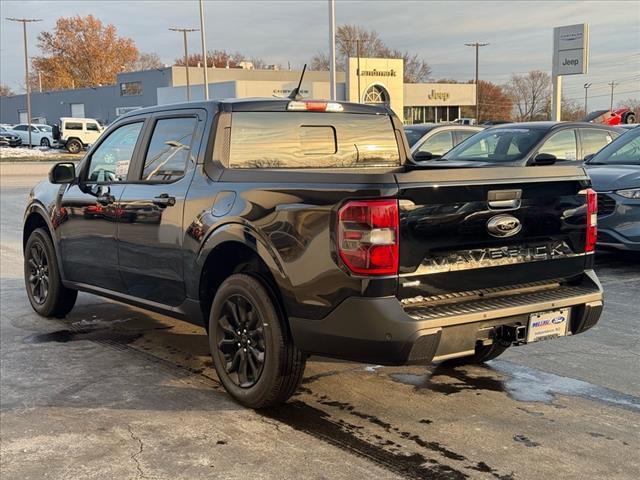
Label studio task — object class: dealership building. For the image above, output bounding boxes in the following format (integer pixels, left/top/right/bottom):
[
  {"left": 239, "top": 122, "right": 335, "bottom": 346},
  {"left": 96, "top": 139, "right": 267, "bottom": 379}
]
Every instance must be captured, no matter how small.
[{"left": 0, "top": 57, "right": 475, "bottom": 125}]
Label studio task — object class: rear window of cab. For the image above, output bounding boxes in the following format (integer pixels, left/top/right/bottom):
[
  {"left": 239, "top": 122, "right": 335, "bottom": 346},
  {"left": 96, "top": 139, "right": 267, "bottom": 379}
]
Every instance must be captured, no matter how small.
[{"left": 229, "top": 112, "right": 400, "bottom": 168}]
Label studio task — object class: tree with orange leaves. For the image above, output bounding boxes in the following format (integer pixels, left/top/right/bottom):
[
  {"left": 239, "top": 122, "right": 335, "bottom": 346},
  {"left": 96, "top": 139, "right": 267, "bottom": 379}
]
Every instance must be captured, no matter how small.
[{"left": 32, "top": 15, "right": 139, "bottom": 91}]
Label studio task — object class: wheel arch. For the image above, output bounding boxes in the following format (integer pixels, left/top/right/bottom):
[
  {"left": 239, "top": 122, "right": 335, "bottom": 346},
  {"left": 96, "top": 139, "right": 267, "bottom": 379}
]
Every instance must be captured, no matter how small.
[
  {"left": 23, "top": 204, "right": 66, "bottom": 278},
  {"left": 196, "top": 224, "right": 292, "bottom": 333}
]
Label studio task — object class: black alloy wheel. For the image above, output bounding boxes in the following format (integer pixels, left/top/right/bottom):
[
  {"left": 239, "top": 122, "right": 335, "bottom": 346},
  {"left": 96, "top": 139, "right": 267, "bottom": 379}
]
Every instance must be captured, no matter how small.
[
  {"left": 208, "top": 273, "right": 306, "bottom": 408},
  {"left": 216, "top": 294, "right": 266, "bottom": 388},
  {"left": 40, "top": 137, "right": 50, "bottom": 147},
  {"left": 24, "top": 228, "right": 77, "bottom": 317},
  {"left": 27, "top": 242, "right": 49, "bottom": 304}
]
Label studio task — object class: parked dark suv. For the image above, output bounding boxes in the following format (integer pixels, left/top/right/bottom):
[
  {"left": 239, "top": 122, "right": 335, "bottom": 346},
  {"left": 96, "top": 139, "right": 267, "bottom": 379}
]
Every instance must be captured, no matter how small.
[{"left": 24, "top": 99, "right": 603, "bottom": 408}]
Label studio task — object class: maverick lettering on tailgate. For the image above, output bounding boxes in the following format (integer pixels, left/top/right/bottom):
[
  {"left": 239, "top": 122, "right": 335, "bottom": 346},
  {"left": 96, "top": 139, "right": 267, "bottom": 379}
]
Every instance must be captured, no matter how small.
[{"left": 415, "top": 241, "right": 579, "bottom": 274}]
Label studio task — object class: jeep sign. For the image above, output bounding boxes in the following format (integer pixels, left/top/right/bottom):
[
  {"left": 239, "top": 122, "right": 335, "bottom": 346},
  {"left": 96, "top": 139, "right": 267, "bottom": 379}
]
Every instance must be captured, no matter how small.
[{"left": 553, "top": 24, "right": 589, "bottom": 76}]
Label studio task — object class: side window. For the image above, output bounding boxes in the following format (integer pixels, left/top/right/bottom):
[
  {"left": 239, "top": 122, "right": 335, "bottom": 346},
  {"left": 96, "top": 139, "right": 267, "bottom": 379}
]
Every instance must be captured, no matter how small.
[
  {"left": 141, "top": 117, "right": 197, "bottom": 182},
  {"left": 14, "top": 125, "right": 27, "bottom": 131},
  {"left": 65, "top": 122, "right": 83, "bottom": 131},
  {"left": 581, "top": 129, "right": 615, "bottom": 159},
  {"left": 538, "top": 129, "right": 578, "bottom": 161},
  {"left": 86, "top": 122, "right": 144, "bottom": 183},
  {"left": 418, "top": 130, "right": 454, "bottom": 155},
  {"left": 455, "top": 130, "right": 477, "bottom": 144},
  {"left": 86, "top": 123, "right": 100, "bottom": 132}
]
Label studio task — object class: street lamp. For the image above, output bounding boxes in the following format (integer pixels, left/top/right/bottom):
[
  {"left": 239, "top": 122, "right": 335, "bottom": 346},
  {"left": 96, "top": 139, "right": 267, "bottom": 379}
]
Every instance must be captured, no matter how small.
[
  {"left": 169, "top": 27, "right": 199, "bottom": 101},
  {"left": 198, "top": 0, "right": 209, "bottom": 100},
  {"left": 6, "top": 17, "right": 42, "bottom": 149},
  {"left": 465, "top": 42, "right": 489, "bottom": 123},
  {"left": 608, "top": 81, "right": 618, "bottom": 111},
  {"left": 583, "top": 83, "right": 592, "bottom": 116}
]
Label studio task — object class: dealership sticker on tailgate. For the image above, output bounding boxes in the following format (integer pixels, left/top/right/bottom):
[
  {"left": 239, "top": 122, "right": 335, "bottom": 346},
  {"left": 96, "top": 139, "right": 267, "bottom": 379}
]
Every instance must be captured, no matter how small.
[{"left": 527, "top": 308, "right": 570, "bottom": 343}]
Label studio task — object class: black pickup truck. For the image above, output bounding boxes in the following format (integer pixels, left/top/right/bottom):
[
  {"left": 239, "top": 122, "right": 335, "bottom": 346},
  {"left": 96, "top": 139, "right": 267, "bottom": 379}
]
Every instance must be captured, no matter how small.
[{"left": 23, "top": 98, "right": 603, "bottom": 408}]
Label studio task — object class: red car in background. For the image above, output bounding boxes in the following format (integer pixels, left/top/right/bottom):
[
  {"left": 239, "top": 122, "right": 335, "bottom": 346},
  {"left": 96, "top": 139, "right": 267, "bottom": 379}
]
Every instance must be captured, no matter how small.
[{"left": 584, "top": 108, "right": 636, "bottom": 125}]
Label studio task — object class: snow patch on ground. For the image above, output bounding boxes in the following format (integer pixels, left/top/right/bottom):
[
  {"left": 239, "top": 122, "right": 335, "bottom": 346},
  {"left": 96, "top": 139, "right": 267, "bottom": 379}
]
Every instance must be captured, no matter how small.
[{"left": 0, "top": 147, "right": 58, "bottom": 159}]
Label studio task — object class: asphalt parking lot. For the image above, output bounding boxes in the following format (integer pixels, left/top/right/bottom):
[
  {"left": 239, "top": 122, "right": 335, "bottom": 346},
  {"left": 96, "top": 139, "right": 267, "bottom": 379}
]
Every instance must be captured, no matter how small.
[{"left": 1, "top": 168, "right": 639, "bottom": 480}]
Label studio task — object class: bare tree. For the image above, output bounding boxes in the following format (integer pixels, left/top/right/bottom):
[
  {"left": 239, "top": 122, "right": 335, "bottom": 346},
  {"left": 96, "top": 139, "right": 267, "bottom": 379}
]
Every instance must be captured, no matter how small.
[
  {"left": 505, "top": 70, "right": 551, "bottom": 121},
  {"left": 0, "top": 84, "right": 14, "bottom": 96},
  {"left": 310, "top": 24, "right": 431, "bottom": 82},
  {"left": 127, "top": 52, "right": 164, "bottom": 71},
  {"left": 617, "top": 97, "right": 640, "bottom": 113},
  {"left": 175, "top": 49, "right": 265, "bottom": 69}
]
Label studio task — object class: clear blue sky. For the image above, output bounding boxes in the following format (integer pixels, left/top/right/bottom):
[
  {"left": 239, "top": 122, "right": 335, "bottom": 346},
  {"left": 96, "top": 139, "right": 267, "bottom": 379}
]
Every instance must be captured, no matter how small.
[{"left": 1, "top": 0, "right": 638, "bottom": 109}]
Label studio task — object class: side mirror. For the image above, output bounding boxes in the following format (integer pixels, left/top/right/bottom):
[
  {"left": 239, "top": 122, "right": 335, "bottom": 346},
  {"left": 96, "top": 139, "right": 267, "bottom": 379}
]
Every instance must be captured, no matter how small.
[
  {"left": 531, "top": 153, "right": 557, "bottom": 166},
  {"left": 413, "top": 151, "right": 441, "bottom": 162},
  {"left": 49, "top": 162, "right": 76, "bottom": 184},
  {"left": 583, "top": 153, "right": 595, "bottom": 163}
]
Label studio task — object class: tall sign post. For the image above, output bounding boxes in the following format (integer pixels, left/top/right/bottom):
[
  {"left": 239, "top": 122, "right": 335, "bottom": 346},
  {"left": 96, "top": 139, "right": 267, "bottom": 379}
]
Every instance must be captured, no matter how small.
[{"left": 552, "top": 23, "right": 589, "bottom": 121}]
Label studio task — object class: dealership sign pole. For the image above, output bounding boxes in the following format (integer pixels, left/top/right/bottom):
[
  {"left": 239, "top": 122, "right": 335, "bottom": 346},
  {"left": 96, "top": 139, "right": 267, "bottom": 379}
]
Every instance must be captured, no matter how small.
[
  {"left": 552, "top": 23, "right": 589, "bottom": 121},
  {"left": 328, "top": 0, "right": 336, "bottom": 101}
]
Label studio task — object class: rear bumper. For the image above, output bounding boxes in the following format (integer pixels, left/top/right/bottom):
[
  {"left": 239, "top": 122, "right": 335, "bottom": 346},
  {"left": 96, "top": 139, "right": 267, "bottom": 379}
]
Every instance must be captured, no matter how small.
[{"left": 289, "top": 270, "right": 604, "bottom": 365}]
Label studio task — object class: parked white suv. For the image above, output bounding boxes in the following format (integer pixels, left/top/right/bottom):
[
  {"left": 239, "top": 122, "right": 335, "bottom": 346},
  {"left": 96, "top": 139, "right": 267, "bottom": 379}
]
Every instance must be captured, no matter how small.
[
  {"left": 53, "top": 117, "right": 104, "bottom": 153},
  {"left": 9, "top": 124, "right": 55, "bottom": 147}
]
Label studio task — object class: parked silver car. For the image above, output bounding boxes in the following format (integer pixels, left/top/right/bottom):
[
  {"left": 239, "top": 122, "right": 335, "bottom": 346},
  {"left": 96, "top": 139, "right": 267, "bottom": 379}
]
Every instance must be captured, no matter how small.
[{"left": 404, "top": 124, "right": 484, "bottom": 161}]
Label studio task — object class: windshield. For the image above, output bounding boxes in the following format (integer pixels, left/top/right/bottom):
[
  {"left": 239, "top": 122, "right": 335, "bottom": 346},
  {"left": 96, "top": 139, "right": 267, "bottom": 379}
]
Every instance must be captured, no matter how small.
[
  {"left": 587, "top": 129, "right": 640, "bottom": 166},
  {"left": 404, "top": 127, "right": 432, "bottom": 147},
  {"left": 442, "top": 127, "right": 546, "bottom": 162}
]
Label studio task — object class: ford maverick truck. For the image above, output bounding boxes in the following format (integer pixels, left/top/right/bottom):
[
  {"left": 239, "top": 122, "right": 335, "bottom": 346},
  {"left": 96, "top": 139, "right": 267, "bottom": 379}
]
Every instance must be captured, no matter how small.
[{"left": 23, "top": 99, "right": 603, "bottom": 408}]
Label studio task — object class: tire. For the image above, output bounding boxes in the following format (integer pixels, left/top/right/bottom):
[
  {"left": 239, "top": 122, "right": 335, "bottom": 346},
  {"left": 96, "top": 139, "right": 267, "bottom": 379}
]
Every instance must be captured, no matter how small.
[
  {"left": 24, "top": 228, "right": 77, "bottom": 318},
  {"left": 40, "top": 137, "right": 50, "bottom": 148},
  {"left": 440, "top": 341, "right": 508, "bottom": 366},
  {"left": 622, "top": 112, "right": 636, "bottom": 124},
  {"left": 66, "top": 139, "right": 82, "bottom": 154},
  {"left": 208, "top": 273, "right": 306, "bottom": 408}
]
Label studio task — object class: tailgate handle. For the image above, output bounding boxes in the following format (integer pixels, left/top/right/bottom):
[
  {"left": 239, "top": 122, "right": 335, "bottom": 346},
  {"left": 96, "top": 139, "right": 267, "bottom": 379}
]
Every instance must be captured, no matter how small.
[{"left": 488, "top": 189, "right": 521, "bottom": 210}]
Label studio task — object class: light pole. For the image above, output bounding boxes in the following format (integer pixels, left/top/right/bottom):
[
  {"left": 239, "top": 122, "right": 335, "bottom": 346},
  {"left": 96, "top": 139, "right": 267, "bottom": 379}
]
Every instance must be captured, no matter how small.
[
  {"left": 328, "top": 0, "right": 336, "bottom": 101},
  {"left": 608, "top": 81, "right": 618, "bottom": 111},
  {"left": 198, "top": 0, "right": 209, "bottom": 100},
  {"left": 465, "top": 42, "right": 489, "bottom": 123},
  {"left": 583, "top": 83, "right": 592, "bottom": 116},
  {"left": 7, "top": 17, "right": 42, "bottom": 148},
  {"left": 169, "top": 27, "right": 199, "bottom": 101}
]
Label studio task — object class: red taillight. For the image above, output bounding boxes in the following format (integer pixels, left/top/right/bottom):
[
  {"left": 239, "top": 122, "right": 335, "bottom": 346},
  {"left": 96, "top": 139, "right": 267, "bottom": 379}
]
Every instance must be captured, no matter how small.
[
  {"left": 336, "top": 199, "right": 399, "bottom": 276},
  {"left": 581, "top": 188, "right": 598, "bottom": 253}
]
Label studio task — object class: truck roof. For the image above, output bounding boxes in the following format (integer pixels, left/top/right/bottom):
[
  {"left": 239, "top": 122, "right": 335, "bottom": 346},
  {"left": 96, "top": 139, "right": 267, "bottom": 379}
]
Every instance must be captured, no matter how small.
[{"left": 119, "top": 98, "right": 391, "bottom": 119}]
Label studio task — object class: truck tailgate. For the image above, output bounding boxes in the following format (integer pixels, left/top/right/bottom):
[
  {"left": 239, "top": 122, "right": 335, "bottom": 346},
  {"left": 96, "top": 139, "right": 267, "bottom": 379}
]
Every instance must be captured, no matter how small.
[{"left": 395, "top": 165, "right": 592, "bottom": 301}]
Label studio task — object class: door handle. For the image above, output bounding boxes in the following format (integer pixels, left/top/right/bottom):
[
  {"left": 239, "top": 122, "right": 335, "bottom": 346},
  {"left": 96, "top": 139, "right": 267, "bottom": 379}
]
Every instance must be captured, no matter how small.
[{"left": 152, "top": 194, "right": 176, "bottom": 208}]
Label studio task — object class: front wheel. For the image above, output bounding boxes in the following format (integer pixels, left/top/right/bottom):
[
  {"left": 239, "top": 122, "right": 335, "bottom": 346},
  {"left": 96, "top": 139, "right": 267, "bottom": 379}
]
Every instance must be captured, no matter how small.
[
  {"left": 208, "top": 273, "right": 306, "bottom": 408},
  {"left": 40, "top": 137, "right": 50, "bottom": 148},
  {"left": 24, "top": 228, "right": 77, "bottom": 317}
]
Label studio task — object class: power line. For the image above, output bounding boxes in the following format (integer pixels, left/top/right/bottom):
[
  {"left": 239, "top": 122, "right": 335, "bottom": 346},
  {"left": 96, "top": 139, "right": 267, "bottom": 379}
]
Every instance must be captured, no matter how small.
[
  {"left": 6, "top": 17, "right": 42, "bottom": 149},
  {"left": 169, "top": 27, "right": 199, "bottom": 101},
  {"left": 465, "top": 42, "right": 489, "bottom": 122}
]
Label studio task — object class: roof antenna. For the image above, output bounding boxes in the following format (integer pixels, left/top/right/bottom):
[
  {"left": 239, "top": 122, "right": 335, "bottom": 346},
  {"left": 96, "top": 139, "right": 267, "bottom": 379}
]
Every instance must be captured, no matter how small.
[{"left": 288, "top": 64, "right": 307, "bottom": 100}]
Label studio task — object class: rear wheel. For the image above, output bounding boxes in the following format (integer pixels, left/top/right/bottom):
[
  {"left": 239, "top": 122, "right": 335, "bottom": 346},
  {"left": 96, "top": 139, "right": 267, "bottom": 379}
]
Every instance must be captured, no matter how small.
[
  {"left": 40, "top": 137, "right": 50, "bottom": 148},
  {"left": 66, "top": 139, "right": 82, "bottom": 154},
  {"left": 24, "top": 228, "right": 77, "bottom": 317},
  {"left": 441, "top": 341, "right": 508, "bottom": 366},
  {"left": 622, "top": 112, "right": 636, "bottom": 124},
  {"left": 208, "top": 273, "right": 306, "bottom": 408}
]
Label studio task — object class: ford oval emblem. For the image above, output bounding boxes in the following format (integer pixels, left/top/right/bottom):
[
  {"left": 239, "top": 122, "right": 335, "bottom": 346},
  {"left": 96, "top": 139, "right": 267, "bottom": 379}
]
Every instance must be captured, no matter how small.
[{"left": 487, "top": 214, "right": 522, "bottom": 238}]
